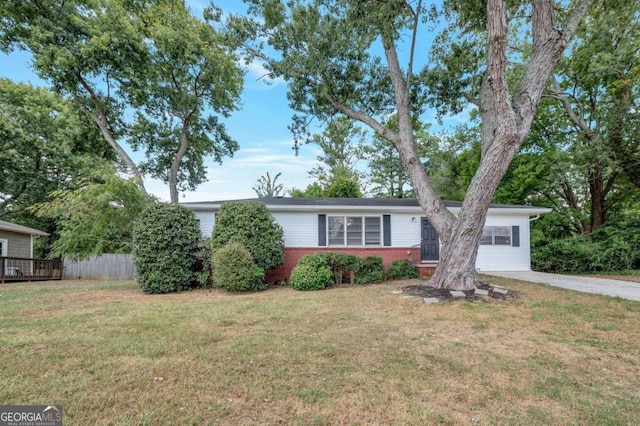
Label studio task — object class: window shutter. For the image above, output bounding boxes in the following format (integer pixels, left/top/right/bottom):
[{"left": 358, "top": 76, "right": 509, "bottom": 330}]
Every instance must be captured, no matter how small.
[
  {"left": 318, "top": 214, "right": 327, "bottom": 246},
  {"left": 383, "top": 215, "right": 391, "bottom": 246},
  {"left": 512, "top": 225, "right": 520, "bottom": 247}
]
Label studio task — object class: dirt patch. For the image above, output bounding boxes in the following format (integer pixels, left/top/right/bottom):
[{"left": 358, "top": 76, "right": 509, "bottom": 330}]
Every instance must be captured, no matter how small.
[{"left": 401, "top": 281, "right": 517, "bottom": 302}]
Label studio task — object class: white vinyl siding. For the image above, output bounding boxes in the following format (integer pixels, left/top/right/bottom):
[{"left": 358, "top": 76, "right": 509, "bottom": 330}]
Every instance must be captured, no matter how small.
[
  {"left": 273, "top": 212, "right": 318, "bottom": 247},
  {"left": 193, "top": 211, "right": 215, "bottom": 239},
  {"left": 390, "top": 213, "right": 422, "bottom": 247},
  {"left": 189, "top": 206, "right": 535, "bottom": 272},
  {"left": 475, "top": 216, "right": 531, "bottom": 271}
]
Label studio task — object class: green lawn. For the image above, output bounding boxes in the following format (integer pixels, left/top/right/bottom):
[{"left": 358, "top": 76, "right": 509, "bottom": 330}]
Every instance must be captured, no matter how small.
[{"left": 1, "top": 278, "right": 639, "bottom": 425}]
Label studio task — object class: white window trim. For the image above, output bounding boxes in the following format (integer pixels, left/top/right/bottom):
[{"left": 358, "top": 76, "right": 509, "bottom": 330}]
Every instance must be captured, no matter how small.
[
  {"left": 0, "top": 238, "right": 8, "bottom": 257},
  {"left": 327, "top": 215, "right": 382, "bottom": 247}
]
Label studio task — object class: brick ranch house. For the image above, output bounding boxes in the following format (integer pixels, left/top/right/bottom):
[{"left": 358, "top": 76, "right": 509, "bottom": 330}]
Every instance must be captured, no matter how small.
[{"left": 183, "top": 197, "right": 550, "bottom": 282}]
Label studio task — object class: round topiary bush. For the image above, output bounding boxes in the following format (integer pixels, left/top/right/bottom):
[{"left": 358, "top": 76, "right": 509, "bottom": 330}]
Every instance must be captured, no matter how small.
[
  {"left": 133, "top": 203, "right": 201, "bottom": 294},
  {"left": 289, "top": 263, "right": 334, "bottom": 291},
  {"left": 211, "top": 201, "right": 284, "bottom": 272},
  {"left": 385, "top": 259, "right": 419, "bottom": 280},
  {"left": 212, "top": 241, "right": 265, "bottom": 292}
]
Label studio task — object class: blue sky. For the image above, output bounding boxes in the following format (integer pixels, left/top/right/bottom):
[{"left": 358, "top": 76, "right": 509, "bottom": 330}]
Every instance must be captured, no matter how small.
[{"left": 1, "top": 0, "right": 465, "bottom": 203}]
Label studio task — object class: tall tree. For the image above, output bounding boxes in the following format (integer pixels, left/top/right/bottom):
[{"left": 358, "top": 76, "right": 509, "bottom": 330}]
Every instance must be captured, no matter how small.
[
  {"left": 128, "top": 3, "right": 243, "bottom": 203},
  {"left": 0, "top": 0, "right": 149, "bottom": 189},
  {"left": 365, "top": 117, "right": 435, "bottom": 199},
  {"left": 307, "top": 116, "right": 365, "bottom": 186},
  {"left": 239, "top": 0, "right": 593, "bottom": 289},
  {"left": 543, "top": 0, "right": 640, "bottom": 231},
  {"left": 364, "top": 136, "right": 412, "bottom": 198},
  {"left": 1, "top": 1, "right": 244, "bottom": 201},
  {"left": 253, "top": 172, "right": 285, "bottom": 197},
  {"left": 290, "top": 182, "right": 325, "bottom": 197}
]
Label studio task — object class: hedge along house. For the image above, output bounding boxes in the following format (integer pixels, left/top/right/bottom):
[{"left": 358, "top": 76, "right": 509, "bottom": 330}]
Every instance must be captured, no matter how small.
[
  {"left": 0, "top": 220, "right": 62, "bottom": 283},
  {"left": 183, "top": 198, "right": 551, "bottom": 282}
]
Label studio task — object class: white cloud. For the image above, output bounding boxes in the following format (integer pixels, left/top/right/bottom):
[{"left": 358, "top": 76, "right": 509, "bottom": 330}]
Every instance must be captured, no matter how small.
[
  {"left": 241, "top": 59, "right": 285, "bottom": 88},
  {"left": 147, "top": 140, "right": 319, "bottom": 202}
]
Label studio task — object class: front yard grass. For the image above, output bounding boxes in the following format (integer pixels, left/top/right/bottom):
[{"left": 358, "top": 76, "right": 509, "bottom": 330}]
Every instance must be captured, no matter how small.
[{"left": 1, "top": 278, "right": 639, "bottom": 425}]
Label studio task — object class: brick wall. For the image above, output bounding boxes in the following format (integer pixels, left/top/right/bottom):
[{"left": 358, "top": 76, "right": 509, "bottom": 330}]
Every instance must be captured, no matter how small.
[{"left": 265, "top": 247, "right": 425, "bottom": 283}]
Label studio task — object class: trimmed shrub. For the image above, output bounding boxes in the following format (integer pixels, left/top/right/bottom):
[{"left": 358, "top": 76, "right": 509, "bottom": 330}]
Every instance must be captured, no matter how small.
[
  {"left": 385, "top": 259, "right": 419, "bottom": 280},
  {"left": 289, "top": 263, "right": 334, "bottom": 291},
  {"left": 212, "top": 241, "right": 265, "bottom": 292},
  {"left": 133, "top": 203, "right": 201, "bottom": 294},
  {"left": 327, "top": 252, "right": 361, "bottom": 284},
  {"left": 211, "top": 201, "right": 284, "bottom": 272},
  {"left": 356, "top": 256, "right": 384, "bottom": 284},
  {"left": 293, "top": 252, "right": 361, "bottom": 285},
  {"left": 296, "top": 252, "right": 332, "bottom": 270}
]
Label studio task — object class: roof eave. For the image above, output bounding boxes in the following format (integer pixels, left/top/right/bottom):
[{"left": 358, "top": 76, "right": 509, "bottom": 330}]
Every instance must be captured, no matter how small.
[{"left": 183, "top": 202, "right": 552, "bottom": 216}]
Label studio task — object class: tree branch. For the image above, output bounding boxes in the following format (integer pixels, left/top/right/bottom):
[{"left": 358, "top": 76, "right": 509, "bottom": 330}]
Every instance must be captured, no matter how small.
[
  {"left": 405, "top": 0, "right": 421, "bottom": 91},
  {"left": 322, "top": 92, "right": 399, "bottom": 144},
  {"left": 514, "top": 0, "right": 594, "bottom": 131},
  {"left": 550, "top": 76, "right": 597, "bottom": 141}
]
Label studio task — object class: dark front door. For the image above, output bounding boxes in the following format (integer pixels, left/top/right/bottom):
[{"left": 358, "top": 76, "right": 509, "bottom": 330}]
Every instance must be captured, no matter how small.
[{"left": 421, "top": 218, "right": 439, "bottom": 261}]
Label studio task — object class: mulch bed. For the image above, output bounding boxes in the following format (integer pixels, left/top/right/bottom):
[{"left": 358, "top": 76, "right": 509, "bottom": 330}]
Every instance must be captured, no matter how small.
[{"left": 401, "top": 281, "right": 517, "bottom": 302}]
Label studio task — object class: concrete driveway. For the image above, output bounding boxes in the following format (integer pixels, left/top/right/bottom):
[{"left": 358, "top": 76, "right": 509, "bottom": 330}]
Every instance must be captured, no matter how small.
[{"left": 482, "top": 271, "right": 640, "bottom": 301}]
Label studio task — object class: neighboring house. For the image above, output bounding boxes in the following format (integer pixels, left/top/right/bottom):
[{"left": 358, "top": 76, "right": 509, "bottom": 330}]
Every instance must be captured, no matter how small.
[
  {"left": 0, "top": 220, "right": 49, "bottom": 259},
  {"left": 183, "top": 197, "right": 551, "bottom": 282},
  {"left": 0, "top": 220, "right": 62, "bottom": 283}
]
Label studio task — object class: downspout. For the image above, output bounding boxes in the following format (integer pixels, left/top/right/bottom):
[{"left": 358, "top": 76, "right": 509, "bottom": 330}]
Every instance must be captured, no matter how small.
[{"left": 529, "top": 214, "right": 541, "bottom": 222}]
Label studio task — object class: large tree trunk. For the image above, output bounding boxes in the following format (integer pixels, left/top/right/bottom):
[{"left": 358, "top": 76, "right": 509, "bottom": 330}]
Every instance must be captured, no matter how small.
[
  {"left": 73, "top": 84, "right": 146, "bottom": 193},
  {"left": 430, "top": 130, "right": 520, "bottom": 289},
  {"left": 325, "top": 0, "right": 593, "bottom": 290},
  {"left": 169, "top": 121, "right": 191, "bottom": 204},
  {"left": 430, "top": 216, "right": 483, "bottom": 290},
  {"left": 95, "top": 117, "right": 146, "bottom": 191},
  {"left": 429, "top": 0, "right": 592, "bottom": 289},
  {"left": 588, "top": 163, "right": 605, "bottom": 232}
]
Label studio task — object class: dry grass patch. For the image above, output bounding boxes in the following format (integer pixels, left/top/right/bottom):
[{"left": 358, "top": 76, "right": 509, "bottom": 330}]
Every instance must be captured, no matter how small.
[{"left": 1, "top": 279, "right": 639, "bottom": 425}]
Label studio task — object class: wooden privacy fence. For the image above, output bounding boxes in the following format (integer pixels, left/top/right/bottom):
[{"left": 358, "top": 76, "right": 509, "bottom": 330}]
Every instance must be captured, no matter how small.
[{"left": 63, "top": 254, "right": 135, "bottom": 280}]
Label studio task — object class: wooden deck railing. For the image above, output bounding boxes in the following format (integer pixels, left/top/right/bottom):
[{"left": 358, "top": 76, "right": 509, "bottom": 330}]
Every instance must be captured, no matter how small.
[{"left": 0, "top": 257, "right": 64, "bottom": 283}]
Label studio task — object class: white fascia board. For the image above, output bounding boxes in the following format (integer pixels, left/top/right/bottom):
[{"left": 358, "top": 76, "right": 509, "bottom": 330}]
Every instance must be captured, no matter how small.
[
  {"left": 484, "top": 207, "right": 552, "bottom": 215},
  {"left": 183, "top": 203, "right": 551, "bottom": 216}
]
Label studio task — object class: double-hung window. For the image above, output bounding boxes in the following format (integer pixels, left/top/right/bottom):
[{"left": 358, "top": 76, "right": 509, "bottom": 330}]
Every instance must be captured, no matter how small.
[
  {"left": 480, "top": 226, "right": 512, "bottom": 245},
  {"left": 328, "top": 216, "right": 381, "bottom": 246}
]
